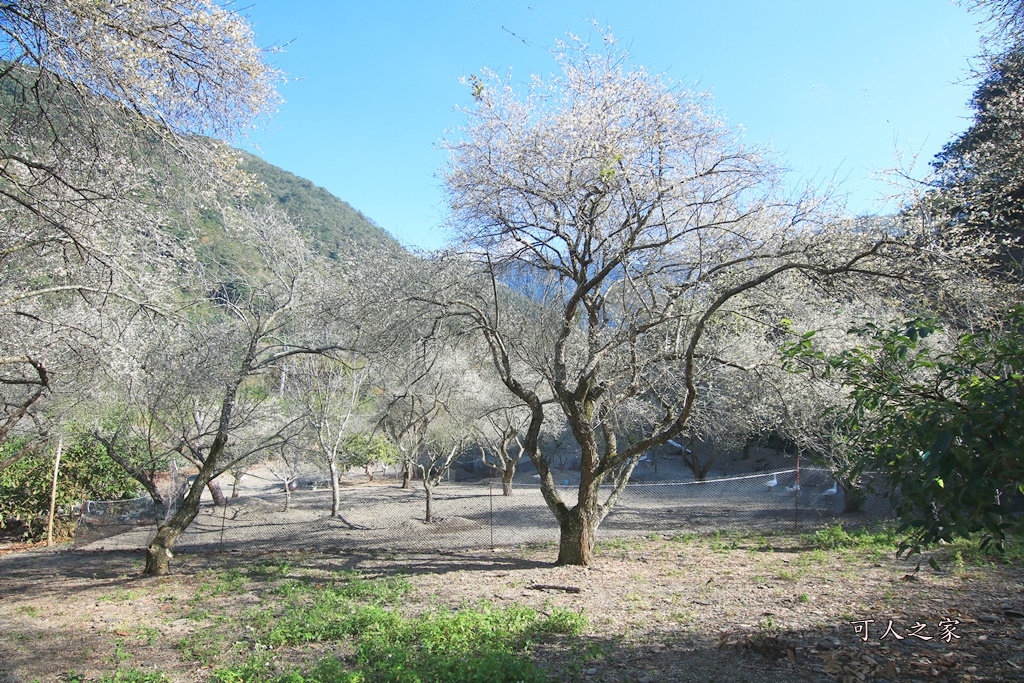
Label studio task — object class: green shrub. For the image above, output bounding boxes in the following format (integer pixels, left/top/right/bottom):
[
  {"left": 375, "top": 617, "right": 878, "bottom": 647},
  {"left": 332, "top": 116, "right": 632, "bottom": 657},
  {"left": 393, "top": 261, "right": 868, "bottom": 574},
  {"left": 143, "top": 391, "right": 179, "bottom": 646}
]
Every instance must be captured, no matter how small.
[{"left": 0, "top": 438, "right": 140, "bottom": 540}]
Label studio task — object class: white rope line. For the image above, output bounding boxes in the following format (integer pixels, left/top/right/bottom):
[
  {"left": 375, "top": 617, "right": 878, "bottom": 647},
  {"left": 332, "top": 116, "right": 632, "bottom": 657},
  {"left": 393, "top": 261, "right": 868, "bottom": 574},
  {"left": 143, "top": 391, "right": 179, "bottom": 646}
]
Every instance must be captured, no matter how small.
[{"left": 616, "top": 467, "right": 834, "bottom": 487}]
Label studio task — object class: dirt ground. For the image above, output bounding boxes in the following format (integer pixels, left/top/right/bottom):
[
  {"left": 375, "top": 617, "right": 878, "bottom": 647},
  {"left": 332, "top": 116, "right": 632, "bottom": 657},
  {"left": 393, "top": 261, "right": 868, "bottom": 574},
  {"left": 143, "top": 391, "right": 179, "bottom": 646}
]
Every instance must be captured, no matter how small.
[{"left": 1, "top": 531, "right": 1022, "bottom": 683}]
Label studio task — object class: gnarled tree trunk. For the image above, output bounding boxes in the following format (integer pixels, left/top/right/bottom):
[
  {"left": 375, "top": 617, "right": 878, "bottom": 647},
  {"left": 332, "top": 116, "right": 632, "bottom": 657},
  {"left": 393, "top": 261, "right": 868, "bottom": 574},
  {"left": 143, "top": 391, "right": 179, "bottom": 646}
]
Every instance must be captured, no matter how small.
[
  {"left": 555, "top": 495, "right": 601, "bottom": 565},
  {"left": 145, "top": 372, "right": 243, "bottom": 576},
  {"left": 146, "top": 457, "right": 215, "bottom": 575}
]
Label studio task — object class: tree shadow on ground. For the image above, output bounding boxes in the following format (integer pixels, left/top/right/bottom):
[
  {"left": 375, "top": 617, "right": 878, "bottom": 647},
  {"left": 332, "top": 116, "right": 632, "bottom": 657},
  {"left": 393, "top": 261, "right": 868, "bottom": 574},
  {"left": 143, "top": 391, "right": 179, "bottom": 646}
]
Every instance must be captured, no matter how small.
[
  {"left": 0, "top": 544, "right": 557, "bottom": 599},
  {"left": 0, "top": 547, "right": 147, "bottom": 597},
  {"left": 533, "top": 618, "right": 1011, "bottom": 683}
]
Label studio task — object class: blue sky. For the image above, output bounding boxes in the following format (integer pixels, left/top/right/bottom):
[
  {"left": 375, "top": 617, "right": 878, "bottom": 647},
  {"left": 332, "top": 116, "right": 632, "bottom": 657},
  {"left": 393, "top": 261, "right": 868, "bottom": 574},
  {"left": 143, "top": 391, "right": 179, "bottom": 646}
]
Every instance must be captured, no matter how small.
[{"left": 241, "top": 1, "right": 985, "bottom": 250}]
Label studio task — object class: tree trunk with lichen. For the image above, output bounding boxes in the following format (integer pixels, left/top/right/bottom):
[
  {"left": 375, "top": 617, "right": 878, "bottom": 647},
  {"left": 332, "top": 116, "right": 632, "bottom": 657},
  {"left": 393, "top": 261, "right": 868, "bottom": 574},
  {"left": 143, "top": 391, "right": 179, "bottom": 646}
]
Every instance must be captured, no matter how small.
[
  {"left": 555, "top": 496, "right": 601, "bottom": 565},
  {"left": 145, "top": 461, "right": 212, "bottom": 575}
]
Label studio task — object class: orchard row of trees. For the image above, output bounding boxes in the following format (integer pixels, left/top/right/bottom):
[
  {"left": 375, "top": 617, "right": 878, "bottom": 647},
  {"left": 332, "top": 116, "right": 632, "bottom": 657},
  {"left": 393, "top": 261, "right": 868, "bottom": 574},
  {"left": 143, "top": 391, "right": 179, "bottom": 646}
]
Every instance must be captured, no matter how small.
[{"left": 2, "top": 1, "right": 1022, "bottom": 574}]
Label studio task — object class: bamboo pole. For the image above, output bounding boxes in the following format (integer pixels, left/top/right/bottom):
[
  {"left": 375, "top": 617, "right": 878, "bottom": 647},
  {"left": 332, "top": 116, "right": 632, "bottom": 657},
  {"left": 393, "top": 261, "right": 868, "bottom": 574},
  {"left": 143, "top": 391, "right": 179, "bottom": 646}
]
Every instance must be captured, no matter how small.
[{"left": 46, "top": 437, "right": 63, "bottom": 546}]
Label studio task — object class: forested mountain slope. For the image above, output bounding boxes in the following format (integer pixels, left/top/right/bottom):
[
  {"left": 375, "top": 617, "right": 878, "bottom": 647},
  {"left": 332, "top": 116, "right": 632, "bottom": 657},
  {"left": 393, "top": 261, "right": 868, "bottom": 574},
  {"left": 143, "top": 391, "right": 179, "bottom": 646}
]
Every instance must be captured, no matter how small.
[{"left": 238, "top": 151, "right": 400, "bottom": 257}]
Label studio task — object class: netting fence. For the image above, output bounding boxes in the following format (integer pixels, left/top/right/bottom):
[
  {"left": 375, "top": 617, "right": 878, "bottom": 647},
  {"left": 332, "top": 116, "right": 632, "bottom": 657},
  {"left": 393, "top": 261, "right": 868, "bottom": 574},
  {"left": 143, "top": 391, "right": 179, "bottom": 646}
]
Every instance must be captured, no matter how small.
[
  {"left": 72, "top": 466, "right": 892, "bottom": 553},
  {"left": 71, "top": 469, "right": 188, "bottom": 549}
]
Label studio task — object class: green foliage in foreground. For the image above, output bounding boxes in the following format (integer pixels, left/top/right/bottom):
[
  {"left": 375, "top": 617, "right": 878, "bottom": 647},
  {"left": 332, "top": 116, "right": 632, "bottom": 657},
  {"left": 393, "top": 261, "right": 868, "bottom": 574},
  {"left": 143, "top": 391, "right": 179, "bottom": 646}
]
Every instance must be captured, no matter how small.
[
  {"left": 785, "top": 308, "right": 1024, "bottom": 557},
  {"left": 0, "top": 438, "right": 140, "bottom": 539},
  {"left": 217, "top": 601, "right": 584, "bottom": 683}
]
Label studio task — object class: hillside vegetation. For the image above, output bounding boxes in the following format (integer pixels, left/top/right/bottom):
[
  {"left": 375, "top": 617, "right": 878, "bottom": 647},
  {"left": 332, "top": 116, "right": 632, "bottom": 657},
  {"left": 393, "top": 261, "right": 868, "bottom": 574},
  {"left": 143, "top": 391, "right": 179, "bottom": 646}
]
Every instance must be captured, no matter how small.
[{"left": 238, "top": 151, "right": 400, "bottom": 258}]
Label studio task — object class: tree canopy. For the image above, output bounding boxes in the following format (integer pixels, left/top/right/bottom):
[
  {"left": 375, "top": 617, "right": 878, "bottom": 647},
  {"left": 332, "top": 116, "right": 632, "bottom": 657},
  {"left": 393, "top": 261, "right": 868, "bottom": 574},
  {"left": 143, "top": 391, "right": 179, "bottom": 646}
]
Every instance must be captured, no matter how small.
[{"left": 437, "top": 30, "right": 903, "bottom": 565}]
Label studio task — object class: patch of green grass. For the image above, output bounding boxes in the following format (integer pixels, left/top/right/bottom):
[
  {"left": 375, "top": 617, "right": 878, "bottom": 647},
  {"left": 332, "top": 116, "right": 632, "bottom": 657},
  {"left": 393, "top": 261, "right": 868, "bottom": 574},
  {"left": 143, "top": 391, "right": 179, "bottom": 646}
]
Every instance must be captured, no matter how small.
[
  {"left": 595, "top": 537, "right": 641, "bottom": 554},
  {"left": 184, "top": 607, "right": 212, "bottom": 622},
  {"left": 250, "top": 573, "right": 411, "bottom": 648},
  {"left": 271, "top": 572, "right": 411, "bottom": 604},
  {"left": 795, "top": 548, "right": 828, "bottom": 566},
  {"left": 349, "top": 603, "right": 584, "bottom": 683},
  {"left": 221, "top": 603, "right": 586, "bottom": 683},
  {"left": 97, "top": 589, "right": 138, "bottom": 603},
  {"left": 708, "top": 531, "right": 741, "bottom": 552},
  {"left": 134, "top": 627, "right": 160, "bottom": 646},
  {"left": 247, "top": 561, "right": 293, "bottom": 578},
  {"left": 802, "top": 524, "right": 1024, "bottom": 568},
  {"left": 803, "top": 524, "right": 898, "bottom": 552},
  {"left": 543, "top": 607, "right": 589, "bottom": 635},
  {"left": 667, "top": 608, "right": 696, "bottom": 624},
  {"left": 104, "top": 640, "right": 132, "bottom": 666},
  {"left": 177, "top": 630, "right": 227, "bottom": 666},
  {"left": 258, "top": 601, "right": 399, "bottom": 648},
  {"left": 951, "top": 549, "right": 967, "bottom": 574},
  {"left": 98, "top": 671, "right": 170, "bottom": 683},
  {"left": 210, "top": 655, "right": 274, "bottom": 683},
  {"left": 937, "top": 533, "right": 1024, "bottom": 567},
  {"left": 194, "top": 568, "right": 250, "bottom": 600},
  {"left": 622, "top": 591, "right": 648, "bottom": 608}
]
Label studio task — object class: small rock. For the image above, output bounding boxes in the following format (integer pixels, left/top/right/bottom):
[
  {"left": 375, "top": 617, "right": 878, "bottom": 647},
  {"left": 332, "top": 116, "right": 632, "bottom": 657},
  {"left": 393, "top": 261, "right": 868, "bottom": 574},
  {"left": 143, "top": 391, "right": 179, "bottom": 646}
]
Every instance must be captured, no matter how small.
[
  {"left": 584, "top": 668, "right": 599, "bottom": 676},
  {"left": 816, "top": 637, "right": 841, "bottom": 650},
  {"left": 638, "top": 676, "right": 657, "bottom": 683}
]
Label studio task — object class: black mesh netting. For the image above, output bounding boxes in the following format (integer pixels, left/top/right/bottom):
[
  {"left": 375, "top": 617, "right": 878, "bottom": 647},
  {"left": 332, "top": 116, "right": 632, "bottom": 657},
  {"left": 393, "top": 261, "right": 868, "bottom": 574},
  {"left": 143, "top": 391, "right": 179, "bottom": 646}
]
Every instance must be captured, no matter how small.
[{"left": 73, "top": 467, "right": 892, "bottom": 553}]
